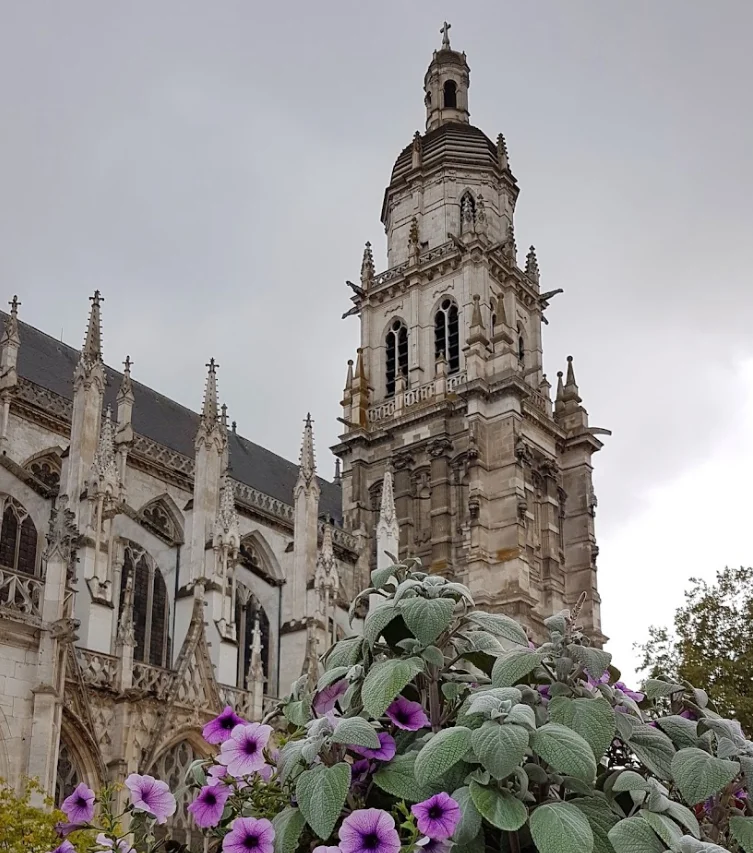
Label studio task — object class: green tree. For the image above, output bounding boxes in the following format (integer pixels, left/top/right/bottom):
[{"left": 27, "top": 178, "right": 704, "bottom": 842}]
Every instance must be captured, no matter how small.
[{"left": 636, "top": 565, "right": 753, "bottom": 734}]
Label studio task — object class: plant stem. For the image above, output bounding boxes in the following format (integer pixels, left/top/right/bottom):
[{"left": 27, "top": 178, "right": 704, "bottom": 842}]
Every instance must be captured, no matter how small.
[
  {"left": 507, "top": 830, "right": 521, "bottom": 853},
  {"left": 428, "top": 668, "right": 441, "bottom": 732}
]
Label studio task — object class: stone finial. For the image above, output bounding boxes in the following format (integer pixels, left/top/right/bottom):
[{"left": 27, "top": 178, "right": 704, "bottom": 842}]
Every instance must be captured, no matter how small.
[
  {"left": 221, "top": 403, "right": 228, "bottom": 430},
  {"left": 525, "top": 246, "right": 540, "bottom": 285},
  {"left": 378, "top": 470, "right": 397, "bottom": 528},
  {"left": 81, "top": 291, "right": 104, "bottom": 366},
  {"left": 298, "top": 413, "right": 317, "bottom": 487},
  {"left": 118, "top": 355, "right": 134, "bottom": 402},
  {"left": 563, "top": 356, "right": 582, "bottom": 404},
  {"left": 411, "top": 131, "right": 422, "bottom": 168},
  {"left": 556, "top": 371, "right": 565, "bottom": 404},
  {"left": 201, "top": 358, "right": 219, "bottom": 423},
  {"left": 361, "top": 241, "right": 375, "bottom": 287},
  {"left": 214, "top": 472, "right": 240, "bottom": 551},
  {"left": 344, "top": 359, "right": 354, "bottom": 397},
  {"left": 501, "top": 224, "right": 517, "bottom": 264},
  {"left": 90, "top": 406, "right": 120, "bottom": 496},
  {"left": 440, "top": 20, "right": 452, "bottom": 49},
  {"left": 334, "top": 457, "right": 342, "bottom": 486},
  {"left": 354, "top": 348, "right": 368, "bottom": 391},
  {"left": 496, "top": 134, "right": 509, "bottom": 170},
  {"left": 44, "top": 495, "right": 80, "bottom": 566},
  {"left": 467, "top": 294, "right": 489, "bottom": 348},
  {"left": 1, "top": 295, "right": 20, "bottom": 348}
]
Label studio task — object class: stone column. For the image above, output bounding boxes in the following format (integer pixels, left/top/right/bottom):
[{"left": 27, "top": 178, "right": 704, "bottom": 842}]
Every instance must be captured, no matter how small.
[{"left": 427, "top": 438, "right": 453, "bottom": 571}]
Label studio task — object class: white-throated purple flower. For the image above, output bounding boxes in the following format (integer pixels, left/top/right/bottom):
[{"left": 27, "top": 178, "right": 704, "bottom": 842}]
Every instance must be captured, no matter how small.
[
  {"left": 339, "top": 808, "right": 400, "bottom": 853},
  {"left": 61, "top": 782, "right": 96, "bottom": 825},
  {"left": 203, "top": 706, "right": 247, "bottom": 744},
  {"left": 386, "top": 697, "right": 429, "bottom": 731},
  {"left": 219, "top": 722, "right": 273, "bottom": 777},
  {"left": 223, "top": 816, "right": 275, "bottom": 853},
  {"left": 124, "top": 774, "right": 177, "bottom": 824},
  {"left": 411, "top": 793, "right": 461, "bottom": 839},
  {"left": 350, "top": 731, "right": 396, "bottom": 762},
  {"left": 313, "top": 680, "right": 348, "bottom": 715},
  {"left": 188, "top": 784, "right": 231, "bottom": 828}
]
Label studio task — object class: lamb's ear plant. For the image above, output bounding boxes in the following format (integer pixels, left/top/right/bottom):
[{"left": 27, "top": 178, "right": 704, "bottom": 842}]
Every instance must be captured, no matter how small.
[{"left": 178, "top": 558, "right": 752, "bottom": 853}]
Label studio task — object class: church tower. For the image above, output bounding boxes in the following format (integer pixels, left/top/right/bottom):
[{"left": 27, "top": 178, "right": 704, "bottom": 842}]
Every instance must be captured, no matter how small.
[{"left": 333, "top": 24, "right": 609, "bottom": 643}]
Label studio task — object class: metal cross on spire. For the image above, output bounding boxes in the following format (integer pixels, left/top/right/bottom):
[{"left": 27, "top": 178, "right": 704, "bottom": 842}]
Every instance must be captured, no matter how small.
[{"left": 440, "top": 21, "right": 451, "bottom": 49}]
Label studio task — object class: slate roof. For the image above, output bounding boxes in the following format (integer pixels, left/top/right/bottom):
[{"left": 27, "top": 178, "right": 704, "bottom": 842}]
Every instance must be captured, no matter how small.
[{"left": 4, "top": 312, "right": 343, "bottom": 523}]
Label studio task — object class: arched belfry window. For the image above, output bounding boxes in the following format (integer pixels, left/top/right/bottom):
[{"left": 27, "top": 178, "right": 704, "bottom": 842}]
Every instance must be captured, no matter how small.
[
  {"left": 435, "top": 299, "right": 460, "bottom": 374},
  {"left": 517, "top": 323, "right": 526, "bottom": 365},
  {"left": 490, "top": 297, "right": 498, "bottom": 329},
  {"left": 385, "top": 319, "right": 408, "bottom": 397},
  {"left": 235, "top": 584, "right": 270, "bottom": 689},
  {"left": 119, "top": 544, "right": 171, "bottom": 667},
  {"left": 0, "top": 496, "right": 38, "bottom": 575},
  {"left": 443, "top": 80, "right": 457, "bottom": 109},
  {"left": 460, "top": 191, "right": 476, "bottom": 230}
]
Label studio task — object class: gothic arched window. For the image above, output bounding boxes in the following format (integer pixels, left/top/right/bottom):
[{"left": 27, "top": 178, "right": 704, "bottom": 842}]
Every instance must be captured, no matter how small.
[
  {"left": 0, "top": 497, "right": 38, "bottom": 575},
  {"left": 26, "top": 453, "right": 62, "bottom": 491},
  {"left": 119, "top": 544, "right": 171, "bottom": 668},
  {"left": 55, "top": 740, "right": 82, "bottom": 807},
  {"left": 490, "top": 297, "right": 498, "bottom": 330},
  {"left": 385, "top": 319, "right": 408, "bottom": 397},
  {"left": 517, "top": 323, "right": 526, "bottom": 365},
  {"left": 154, "top": 740, "right": 204, "bottom": 851},
  {"left": 443, "top": 80, "right": 457, "bottom": 109},
  {"left": 235, "top": 585, "right": 270, "bottom": 689},
  {"left": 435, "top": 298, "right": 460, "bottom": 374}
]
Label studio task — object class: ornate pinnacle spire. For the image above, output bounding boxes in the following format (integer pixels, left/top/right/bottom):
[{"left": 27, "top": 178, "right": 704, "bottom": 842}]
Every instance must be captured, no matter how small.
[
  {"left": 525, "top": 246, "right": 540, "bottom": 284},
  {"left": 344, "top": 359, "right": 354, "bottom": 395},
  {"left": 1, "top": 295, "right": 20, "bottom": 347},
  {"left": 361, "top": 241, "right": 375, "bottom": 287},
  {"left": 81, "top": 291, "right": 103, "bottom": 365},
  {"left": 379, "top": 470, "right": 397, "bottom": 528},
  {"left": 563, "top": 355, "right": 582, "bottom": 403},
  {"left": 334, "top": 457, "right": 342, "bottom": 486},
  {"left": 467, "top": 294, "right": 489, "bottom": 348},
  {"left": 91, "top": 406, "right": 120, "bottom": 494},
  {"left": 201, "top": 358, "right": 219, "bottom": 424},
  {"left": 556, "top": 371, "right": 565, "bottom": 404},
  {"left": 496, "top": 134, "right": 509, "bottom": 170},
  {"left": 215, "top": 472, "right": 240, "bottom": 543},
  {"left": 221, "top": 403, "right": 228, "bottom": 430},
  {"left": 411, "top": 131, "right": 422, "bottom": 168},
  {"left": 353, "top": 348, "right": 368, "bottom": 392},
  {"left": 118, "top": 355, "right": 133, "bottom": 401},
  {"left": 299, "top": 413, "right": 316, "bottom": 486}
]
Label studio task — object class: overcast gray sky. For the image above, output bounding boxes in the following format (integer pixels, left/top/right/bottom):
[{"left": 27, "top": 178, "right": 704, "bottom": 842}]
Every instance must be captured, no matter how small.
[{"left": 2, "top": 1, "right": 752, "bottom": 677}]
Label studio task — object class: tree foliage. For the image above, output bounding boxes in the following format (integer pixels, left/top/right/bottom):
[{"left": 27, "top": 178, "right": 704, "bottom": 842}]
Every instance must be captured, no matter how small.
[{"left": 636, "top": 566, "right": 753, "bottom": 734}]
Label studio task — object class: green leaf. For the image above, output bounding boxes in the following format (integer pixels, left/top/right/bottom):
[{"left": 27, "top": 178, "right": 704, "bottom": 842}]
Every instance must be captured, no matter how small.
[
  {"left": 570, "top": 798, "right": 620, "bottom": 853},
  {"left": 272, "top": 807, "right": 307, "bottom": 853},
  {"left": 452, "top": 832, "right": 486, "bottom": 853},
  {"left": 730, "top": 816, "right": 753, "bottom": 853},
  {"left": 549, "top": 696, "right": 615, "bottom": 761},
  {"left": 612, "top": 770, "right": 650, "bottom": 793},
  {"left": 364, "top": 605, "right": 399, "bottom": 646},
  {"left": 568, "top": 644, "right": 612, "bottom": 681},
  {"left": 415, "top": 726, "right": 472, "bottom": 786},
  {"left": 317, "top": 667, "right": 350, "bottom": 690},
  {"left": 656, "top": 715, "right": 699, "bottom": 750},
  {"left": 466, "top": 611, "right": 529, "bottom": 646},
  {"left": 671, "top": 748, "right": 740, "bottom": 805},
  {"left": 326, "top": 636, "right": 366, "bottom": 670},
  {"left": 451, "top": 786, "right": 483, "bottom": 845},
  {"left": 491, "top": 648, "right": 544, "bottom": 687},
  {"left": 361, "top": 657, "right": 424, "bottom": 718},
  {"left": 296, "top": 762, "right": 350, "bottom": 841},
  {"left": 284, "top": 699, "right": 312, "bottom": 727},
  {"left": 277, "top": 741, "right": 305, "bottom": 784},
  {"left": 530, "top": 802, "right": 594, "bottom": 853},
  {"left": 531, "top": 723, "right": 597, "bottom": 782},
  {"left": 372, "top": 752, "right": 435, "bottom": 802},
  {"left": 627, "top": 724, "right": 676, "bottom": 781},
  {"left": 607, "top": 816, "right": 665, "bottom": 853},
  {"left": 643, "top": 678, "right": 685, "bottom": 700},
  {"left": 641, "top": 811, "right": 683, "bottom": 848},
  {"left": 330, "top": 716, "right": 380, "bottom": 749},
  {"left": 506, "top": 703, "right": 537, "bottom": 730},
  {"left": 544, "top": 612, "right": 568, "bottom": 636},
  {"left": 400, "top": 596, "right": 456, "bottom": 645},
  {"left": 676, "top": 839, "right": 735, "bottom": 853},
  {"left": 664, "top": 801, "right": 700, "bottom": 839},
  {"left": 371, "top": 565, "right": 396, "bottom": 589},
  {"left": 422, "top": 645, "right": 445, "bottom": 668},
  {"left": 471, "top": 722, "right": 529, "bottom": 780},
  {"left": 468, "top": 781, "right": 527, "bottom": 831}
]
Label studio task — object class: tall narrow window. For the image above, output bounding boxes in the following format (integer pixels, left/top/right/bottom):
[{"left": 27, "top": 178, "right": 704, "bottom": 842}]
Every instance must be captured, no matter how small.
[
  {"left": 517, "top": 323, "right": 525, "bottom": 365},
  {"left": 0, "top": 497, "right": 37, "bottom": 574},
  {"left": 443, "top": 80, "right": 457, "bottom": 109},
  {"left": 236, "top": 585, "right": 270, "bottom": 689},
  {"left": 435, "top": 299, "right": 460, "bottom": 374},
  {"left": 119, "top": 545, "right": 171, "bottom": 667},
  {"left": 55, "top": 740, "right": 81, "bottom": 807},
  {"left": 385, "top": 319, "right": 408, "bottom": 397},
  {"left": 490, "top": 297, "right": 497, "bottom": 329}
]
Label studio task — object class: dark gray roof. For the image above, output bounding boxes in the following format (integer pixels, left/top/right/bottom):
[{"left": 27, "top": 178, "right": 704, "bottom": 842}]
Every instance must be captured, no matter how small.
[{"left": 5, "top": 312, "right": 342, "bottom": 522}]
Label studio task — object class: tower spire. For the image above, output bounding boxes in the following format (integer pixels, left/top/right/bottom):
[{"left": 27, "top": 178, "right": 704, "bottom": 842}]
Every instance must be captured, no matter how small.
[
  {"left": 361, "top": 241, "right": 375, "bottom": 288},
  {"left": 424, "top": 24, "right": 470, "bottom": 131},
  {"left": 299, "top": 413, "right": 316, "bottom": 487},
  {"left": 81, "top": 291, "right": 103, "bottom": 366},
  {"left": 563, "top": 355, "right": 581, "bottom": 403},
  {"left": 525, "top": 246, "right": 540, "bottom": 285},
  {"left": 201, "top": 358, "right": 219, "bottom": 424}
]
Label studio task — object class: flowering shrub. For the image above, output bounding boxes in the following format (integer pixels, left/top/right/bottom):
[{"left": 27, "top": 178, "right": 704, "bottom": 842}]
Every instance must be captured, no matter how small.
[{"left": 52, "top": 559, "right": 753, "bottom": 853}]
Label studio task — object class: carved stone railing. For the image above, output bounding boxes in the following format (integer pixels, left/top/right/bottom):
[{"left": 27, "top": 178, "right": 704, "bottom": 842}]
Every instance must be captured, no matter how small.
[
  {"left": 218, "top": 684, "right": 256, "bottom": 719},
  {"left": 132, "top": 661, "right": 172, "bottom": 697},
  {"left": 233, "top": 481, "right": 294, "bottom": 525},
  {"left": 371, "top": 241, "right": 456, "bottom": 289},
  {"left": 0, "top": 566, "right": 43, "bottom": 619},
  {"left": 17, "top": 378, "right": 73, "bottom": 422},
  {"left": 525, "top": 389, "right": 550, "bottom": 414},
  {"left": 317, "top": 518, "right": 358, "bottom": 553},
  {"left": 367, "top": 371, "right": 468, "bottom": 425},
  {"left": 132, "top": 434, "right": 195, "bottom": 478},
  {"left": 78, "top": 649, "right": 119, "bottom": 690}
]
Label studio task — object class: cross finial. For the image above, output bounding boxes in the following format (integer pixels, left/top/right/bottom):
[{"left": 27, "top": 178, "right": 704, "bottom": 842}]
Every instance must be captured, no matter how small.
[
  {"left": 206, "top": 357, "right": 219, "bottom": 373},
  {"left": 440, "top": 21, "right": 451, "bottom": 49},
  {"left": 123, "top": 355, "right": 132, "bottom": 373},
  {"left": 9, "top": 296, "right": 20, "bottom": 316}
]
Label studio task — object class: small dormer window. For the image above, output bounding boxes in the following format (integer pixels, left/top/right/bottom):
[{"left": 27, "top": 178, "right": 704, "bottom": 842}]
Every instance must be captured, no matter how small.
[{"left": 443, "top": 80, "right": 457, "bottom": 109}]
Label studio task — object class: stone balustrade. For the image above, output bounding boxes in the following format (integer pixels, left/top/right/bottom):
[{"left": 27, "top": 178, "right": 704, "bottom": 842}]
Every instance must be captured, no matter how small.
[{"left": 0, "top": 566, "right": 44, "bottom": 620}]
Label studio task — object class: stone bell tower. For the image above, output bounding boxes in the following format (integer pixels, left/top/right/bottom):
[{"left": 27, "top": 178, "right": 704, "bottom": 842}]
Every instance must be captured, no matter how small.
[{"left": 333, "top": 24, "right": 609, "bottom": 644}]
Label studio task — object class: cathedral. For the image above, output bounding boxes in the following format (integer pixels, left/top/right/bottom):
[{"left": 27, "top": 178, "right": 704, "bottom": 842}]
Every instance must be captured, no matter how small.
[{"left": 0, "top": 25, "right": 607, "bottom": 847}]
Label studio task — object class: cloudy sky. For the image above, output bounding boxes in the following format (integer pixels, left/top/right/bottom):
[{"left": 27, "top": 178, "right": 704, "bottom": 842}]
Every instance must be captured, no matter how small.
[{"left": 2, "top": 1, "right": 752, "bottom": 677}]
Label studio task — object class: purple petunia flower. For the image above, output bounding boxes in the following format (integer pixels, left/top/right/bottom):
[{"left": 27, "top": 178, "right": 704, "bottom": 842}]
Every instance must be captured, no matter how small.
[
  {"left": 351, "top": 759, "right": 371, "bottom": 783},
  {"left": 223, "top": 816, "right": 275, "bottom": 853},
  {"left": 614, "top": 682, "right": 645, "bottom": 703},
  {"left": 95, "top": 832, "right": 135, "bottom": 853},
  {"left": 537, "top": 685, "right": 551, "bottom": 706},
  {"left": 125, "top": 774, "right": 177, "bottom": 825},
  {"left": 55, "top": 822, "right": 84, "bottom": 838},
  {"left": 203, "top": 706, "right": 247, "bottom": 745},
  {"left": 49, "top": 843, "right": 76, "bottom": 853},
  {"left": 386, "top": 697, "right": 429, "bottom": 731},
  {"left": 313, "top": 680, "right": 348, "bottom": 715},
  {"left": 219, "top": 723, "right": 273, "bottom": 777},
  {"left": 415, "top": 838, "right": 452, "bottom": 853},
  {"left": 188, "top": 784, "right": 231, "bottom": 828},
  {"left": 411, "top": 793, "right": 461, "bottom": 840},
  {"left": 313, "top": 847, "right": 342, "bottom": 853},
  {"left": 61, "top": 782, "right": 96, "bottom": 825},
  {"left": 339, "top": 808, "right": 401, "bottom": 853},
  {"left": 587, "top": 672, "right": 610, "bottom": 688},
  {"left": 206, "top": 764, "right": 228, "bottom": 786},
  {"left": 350, "top": 731, "right": 396, "bottom": 762},
  {"left": 680, "top": 709, "right": 698, "bottom": 721}
]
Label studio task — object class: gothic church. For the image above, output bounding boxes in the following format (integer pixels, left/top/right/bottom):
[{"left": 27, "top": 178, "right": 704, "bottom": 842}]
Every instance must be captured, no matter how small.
[{"left": 0, "top": 26, "right": 607, "bottom": 848}]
